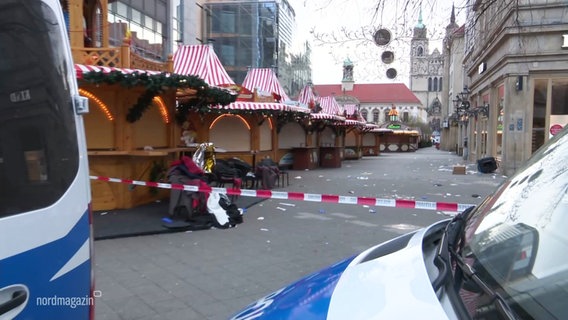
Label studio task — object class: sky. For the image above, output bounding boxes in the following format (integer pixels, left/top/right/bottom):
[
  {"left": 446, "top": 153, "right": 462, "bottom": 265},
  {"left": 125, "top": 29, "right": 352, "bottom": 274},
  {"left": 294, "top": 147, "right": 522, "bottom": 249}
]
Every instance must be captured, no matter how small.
[{"left": 287, "top": 0, "right": 467, "bottom": 86}]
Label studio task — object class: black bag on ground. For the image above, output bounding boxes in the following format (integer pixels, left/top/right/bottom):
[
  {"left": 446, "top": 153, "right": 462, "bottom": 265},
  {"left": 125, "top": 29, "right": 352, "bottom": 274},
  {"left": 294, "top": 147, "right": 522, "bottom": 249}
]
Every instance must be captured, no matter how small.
[{"left": 477, "top": 157, "right": 497, "bottom": 173}]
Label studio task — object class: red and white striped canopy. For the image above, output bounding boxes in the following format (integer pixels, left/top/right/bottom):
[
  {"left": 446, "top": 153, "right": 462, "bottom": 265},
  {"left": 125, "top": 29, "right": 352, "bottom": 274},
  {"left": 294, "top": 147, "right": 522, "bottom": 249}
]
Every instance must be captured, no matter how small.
[
  {"left": 75, "top": 64, "right": 163, "bottom": 79},
  {"left": 336, "top": 119, "right": 367, "bottom": 128},
  {"left": 242, "top": 68, "right": 290, "bottom": 102},
  {"left": 310, "top": 113, "right": 346, "bottom": 121},
  {"left": 317, "top": 96, "right": 342, "bottom": 115},
  {"left": 342, "top": 104, "right": 358, "bottom": 116},
  {"left": 284, "top": 103, "right": 311, "bottom": 113},
  {"left": 214, "top": 101, "right": 310, "bottom": 113},
  {"left": 173, "top": 45, "right": 235, "bottom": 86},
  {"left": 364, "top": 123, "right": 379, "bottom": 129},
  {"left": 298, "top": 85, "right": 316, "bottom": 105}
]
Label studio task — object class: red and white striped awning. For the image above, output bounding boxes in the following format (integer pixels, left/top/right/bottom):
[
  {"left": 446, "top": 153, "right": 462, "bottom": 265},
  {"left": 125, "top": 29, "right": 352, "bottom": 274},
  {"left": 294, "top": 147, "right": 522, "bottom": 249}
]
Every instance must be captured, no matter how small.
[
  {"left": 317, "top": 96, "right": 342, "bottom": 115},
  {"left": 342, "top": 104, "right": 358, "bottom": 116},
  {"left": 173, "top": 45, "right": 235, "bottom": 86},
  {"left": 344, "top": 119, "right": 365, "bottom": 126},
  {"left": 75, "top": 64, "right": 163, "bottom": 79},
  {"left": 242, "top": 68, "right": 290, "bottom": 102},
  {"left": 335, "top": 119, "right": 366, "bottom": 127},
  {"left": 285, "top": 103, "right": 311, "bottom": 113},
  {"left": 364, "top": 123, "right": 380, "bottom": 130},
  {"left": 310, "top": 113, "right": 345, "bottom": 121},
  {"left": 213, "top": 101, "right": 310, "bottom": 113},
  {"left": 298, "top": 85, "right": 316, "bottom": 105}
]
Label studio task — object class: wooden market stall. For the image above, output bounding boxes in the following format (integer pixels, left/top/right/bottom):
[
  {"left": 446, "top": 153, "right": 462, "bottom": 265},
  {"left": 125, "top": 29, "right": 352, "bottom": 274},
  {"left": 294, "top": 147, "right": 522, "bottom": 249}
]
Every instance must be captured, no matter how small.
[
  {"left": 362, "top": 128, "right": 392, "bottom": 156},
  {"left": 339, "top": 104, "right": 364, "bottom": 160},
  {"left": 241, "top": 68, "right": 310, "bottom": 167},
  {"left": 288, "top": 85, "right": 321, "bottom": 170},
  {"left": 315, "top": 96, "right": 346, "bottom": 168},
  {"left": 64, "top": 2, "right": 237, "bottom": 210},
  {"left": 173, "top": 51, "right": 311, "bottom": 172},
  {"left": 80, "top": 75, "right": 174, "bottom": 211},
  {"left": 65, "top": 0, "right": 174, "bottom": 210},
  {"left": 77, "top": 65, "right": 237, "bottom": 211},
  {"left": 379, "top": 107, "right": 420, "bottom": 152}
]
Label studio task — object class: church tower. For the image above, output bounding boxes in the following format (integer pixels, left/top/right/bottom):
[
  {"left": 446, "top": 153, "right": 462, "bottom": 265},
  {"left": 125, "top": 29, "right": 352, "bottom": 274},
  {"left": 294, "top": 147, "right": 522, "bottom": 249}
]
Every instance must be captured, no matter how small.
[
  {"left": 409, "top": 7, "right": 445, "bottom": 134},
  {"left": 442, "top": 4, "right": 460, "bottom": 117},
  {"left": 341, "top": 57, "right": 354, "bottom": 92},
  {"left": 410, "top": 8, "right": 429, "bottom": 81}
]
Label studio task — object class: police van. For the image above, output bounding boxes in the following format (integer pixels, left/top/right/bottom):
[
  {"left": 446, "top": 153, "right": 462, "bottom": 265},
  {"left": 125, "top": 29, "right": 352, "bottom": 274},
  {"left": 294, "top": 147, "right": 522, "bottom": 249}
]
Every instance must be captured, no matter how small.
[
  {"left": 231, "top": 127, "right": 568, "bottom": 319},
  {"left": 0, "top": 0, "right": 94, "bottom": 319}
]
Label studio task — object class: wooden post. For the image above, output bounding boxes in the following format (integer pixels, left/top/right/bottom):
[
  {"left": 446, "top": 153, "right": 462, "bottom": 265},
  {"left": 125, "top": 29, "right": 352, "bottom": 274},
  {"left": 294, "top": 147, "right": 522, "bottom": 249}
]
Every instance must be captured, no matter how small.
[
  {"left": 101, "top": 0, "right": 109, "bottom": 47},
  {"left": 120, "top": 38, "right": 131, "bottom": 68},
  {"left": 68, "top": 0, "right": 84, "bottom": 48},
  {"left": 166, "top": 54, "right": 174, "bottom": 72}
]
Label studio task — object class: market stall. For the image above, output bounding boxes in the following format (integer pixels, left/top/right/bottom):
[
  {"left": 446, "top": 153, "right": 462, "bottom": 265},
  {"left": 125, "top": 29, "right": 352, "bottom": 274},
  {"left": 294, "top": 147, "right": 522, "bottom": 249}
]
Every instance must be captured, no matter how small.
[
  {"left": 315, "top": 96, "right": 345, "bottom": 167},
  {"left": 379, "top": 107, "right": 420, "bottom": 152},
  {"left": 362, "top": 126, "right": 390, "bottom": 156},
  {"left": 174, "top": 53, "right": 311, "bottom": 169},
  {"left": 77, "top": 64, "right": 237, "bottom": 210}
]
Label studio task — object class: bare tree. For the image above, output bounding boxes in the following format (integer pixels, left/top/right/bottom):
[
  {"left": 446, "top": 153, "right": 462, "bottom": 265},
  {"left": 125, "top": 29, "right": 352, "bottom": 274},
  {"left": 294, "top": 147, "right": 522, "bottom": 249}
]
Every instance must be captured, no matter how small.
[{"left": 307, "top": 0, "right": 522, "bottom": 83}]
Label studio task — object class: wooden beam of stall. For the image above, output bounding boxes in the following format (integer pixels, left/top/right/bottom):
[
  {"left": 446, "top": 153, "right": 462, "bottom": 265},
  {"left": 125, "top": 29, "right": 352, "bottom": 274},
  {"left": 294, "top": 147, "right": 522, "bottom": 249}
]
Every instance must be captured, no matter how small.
[{"left": 68, "top": 0, "right": 84, "bottom": 48}]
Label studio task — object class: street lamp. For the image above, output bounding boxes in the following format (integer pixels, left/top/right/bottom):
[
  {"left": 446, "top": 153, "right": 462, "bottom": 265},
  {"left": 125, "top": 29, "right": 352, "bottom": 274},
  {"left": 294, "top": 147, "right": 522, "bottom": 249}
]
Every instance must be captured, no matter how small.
[
  {"left": 452, "top": 86, "right": 473, "bottom": 123},
  {"left": 476, "top": 103, "right": 489, "bottom": 117},
  {"left": 455, "top": 86, "right": 489, "bottom": 117},
  {"left": 455, "top": 86, "right": 471, "bottom": 114}
]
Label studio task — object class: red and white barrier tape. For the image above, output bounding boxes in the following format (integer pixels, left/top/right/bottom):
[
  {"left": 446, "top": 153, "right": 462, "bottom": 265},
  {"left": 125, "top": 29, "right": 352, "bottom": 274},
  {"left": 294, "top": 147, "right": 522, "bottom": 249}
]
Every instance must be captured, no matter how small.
[{"left": 90, "top": 175, "right": 475, "bottom": 212}]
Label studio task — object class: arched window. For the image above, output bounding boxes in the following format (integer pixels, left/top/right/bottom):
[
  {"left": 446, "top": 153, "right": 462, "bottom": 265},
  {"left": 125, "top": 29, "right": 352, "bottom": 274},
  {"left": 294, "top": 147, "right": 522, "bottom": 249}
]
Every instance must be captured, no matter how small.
[
  {"left": 403, "top": 112, "right": 409, "bottom": 122},
  {"left": 372, "top": 109, "right": 380, "bottom": 123},
  {"left": 428, "top": 78, "right": 433, "bottom": 92},
  {"left": 433, "top": 77, "right": 438, "bottom": 92},
  {"left": 438, "top": 77, "right": 443, "bottom": 91},
  {"left": 361, "top": 109, "right": 368, "bottom": 122},
  {"left": 384, "top": 110, "right": 390, "bottom": 122},
  {"left": 417, "top": 46, "right": 424, "bottom": 56}
]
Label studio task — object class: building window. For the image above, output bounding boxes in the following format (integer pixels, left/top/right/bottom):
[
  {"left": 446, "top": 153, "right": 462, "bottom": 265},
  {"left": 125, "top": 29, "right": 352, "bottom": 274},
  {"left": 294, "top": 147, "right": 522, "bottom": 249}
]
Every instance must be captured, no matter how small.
[
  {"left": 361, "top": 109, "right": 368, "bottom": 122},
  {"left": 417, "top": 46, "right": 423, "bottom": 56},
  {"left": 384, "top": 110, "right": 389, "bottom": 122},
  {"left": 428, "top": 78, "right": 432, "bottom": 92},
  {"left": 552, "top": 79, "right": 568, "bottom": 115},
  {"left": 438, "top": 77, "right": 443, "bottom": 92},
  {"left": 108, "top": 3, "right": 164, "bottom": 61},
  {"left": 433, "top": 77, "right": 438, "bottom": 92},
  {"left": 403, "top": 112, "right": 409, "bottom": 122},
  {"left": 532, "top": 80, "right": 547, "bottom": 153},
  {"left": 172, "top": 0, "right": 182, "bottom": 53},
  {"left": 497, "top": 97, "right": 504, "bottom": 157},
  {"left": 220, "top": 44, "right": 235, "bottom": 65},
  {"left": 372, "top": 109, "right": 379, "bottom": 123}
]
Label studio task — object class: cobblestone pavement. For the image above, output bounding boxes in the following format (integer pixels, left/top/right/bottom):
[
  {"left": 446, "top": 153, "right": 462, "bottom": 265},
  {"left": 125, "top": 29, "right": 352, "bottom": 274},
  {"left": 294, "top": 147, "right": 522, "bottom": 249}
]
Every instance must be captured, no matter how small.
[{"left": 94, "top": 147, "right": 506, "bottom": 320}]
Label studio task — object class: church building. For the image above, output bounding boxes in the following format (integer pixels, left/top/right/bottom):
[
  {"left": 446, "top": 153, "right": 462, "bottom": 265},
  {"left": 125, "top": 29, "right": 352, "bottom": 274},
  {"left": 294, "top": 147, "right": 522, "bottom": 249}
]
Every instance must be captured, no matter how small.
[
  {"left": 314, "top": 59, "right": 424, "bottom": 127},
  {"left": 409, "top": 8, "right": 445, "bottom": 136}
]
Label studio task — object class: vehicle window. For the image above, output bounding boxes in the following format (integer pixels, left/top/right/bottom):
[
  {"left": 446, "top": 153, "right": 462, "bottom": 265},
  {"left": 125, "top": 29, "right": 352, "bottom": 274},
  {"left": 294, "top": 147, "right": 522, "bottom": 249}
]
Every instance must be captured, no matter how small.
[
  {"left": 460, "top": 129, "right": 568, "bottom": 319},
  {"left": 0, "top": 1, "right": 79, "bottom": 218}
]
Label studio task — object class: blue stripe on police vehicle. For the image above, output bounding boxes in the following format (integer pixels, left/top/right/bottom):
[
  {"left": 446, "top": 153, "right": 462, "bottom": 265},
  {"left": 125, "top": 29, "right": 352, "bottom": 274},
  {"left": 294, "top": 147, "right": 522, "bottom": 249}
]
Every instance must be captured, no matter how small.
[{"left": 230, "top": 257, "right": 355, "bottom": 320}]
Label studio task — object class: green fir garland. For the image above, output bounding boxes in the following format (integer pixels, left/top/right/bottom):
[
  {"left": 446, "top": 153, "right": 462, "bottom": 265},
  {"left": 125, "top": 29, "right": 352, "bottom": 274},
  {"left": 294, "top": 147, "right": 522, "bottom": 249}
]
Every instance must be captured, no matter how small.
[
  {"left": 81, "top": 71, "right": 238, "bottom": 123},
  {"left": 80, "top": 70, "right": 311, "bottom": 125}
]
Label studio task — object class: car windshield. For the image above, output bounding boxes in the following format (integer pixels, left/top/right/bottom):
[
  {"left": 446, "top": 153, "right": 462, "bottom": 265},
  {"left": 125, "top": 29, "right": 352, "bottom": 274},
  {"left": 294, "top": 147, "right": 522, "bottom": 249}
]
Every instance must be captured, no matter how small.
[{"left": 457, "top": 128, "right": 568, "bottom": 319}]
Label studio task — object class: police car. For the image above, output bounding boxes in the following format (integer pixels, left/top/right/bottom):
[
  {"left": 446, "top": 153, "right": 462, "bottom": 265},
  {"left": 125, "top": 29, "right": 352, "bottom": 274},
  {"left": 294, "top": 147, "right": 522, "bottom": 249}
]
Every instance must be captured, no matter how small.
[{"left": 230, "top": 127, "right": 568, "bottom": 320}]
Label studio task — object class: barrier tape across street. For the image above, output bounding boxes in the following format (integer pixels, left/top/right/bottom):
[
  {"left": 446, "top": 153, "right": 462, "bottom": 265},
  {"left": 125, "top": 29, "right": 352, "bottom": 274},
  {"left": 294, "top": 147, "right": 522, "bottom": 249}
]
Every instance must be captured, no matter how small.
[{"left": 90, "top": 175, "right": 476, "bottom": 212}]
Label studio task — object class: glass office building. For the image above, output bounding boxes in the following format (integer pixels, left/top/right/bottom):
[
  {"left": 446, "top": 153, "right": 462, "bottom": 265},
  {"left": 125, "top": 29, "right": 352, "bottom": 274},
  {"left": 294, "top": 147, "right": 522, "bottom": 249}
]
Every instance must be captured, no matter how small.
[
  {"left": 107, "top": 0, "right": 171, "bottom": 61},
  {"left": 203, "top": 0, "right": 311, "bottom": 98}
]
